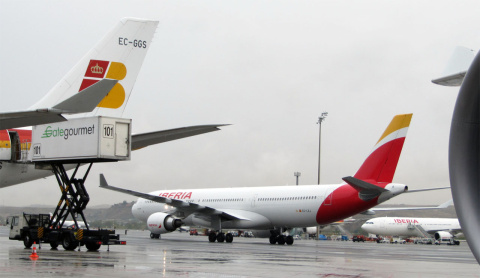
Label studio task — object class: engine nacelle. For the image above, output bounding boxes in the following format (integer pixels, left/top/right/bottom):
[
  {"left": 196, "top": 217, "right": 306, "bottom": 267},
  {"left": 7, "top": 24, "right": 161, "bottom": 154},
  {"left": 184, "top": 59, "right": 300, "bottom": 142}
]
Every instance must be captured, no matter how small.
[
  {"left": 147, "top": 212, "right": 183, "bottom": 234},
  {"left": 434, "top": 231, "right": 453, "bottom": 241}
]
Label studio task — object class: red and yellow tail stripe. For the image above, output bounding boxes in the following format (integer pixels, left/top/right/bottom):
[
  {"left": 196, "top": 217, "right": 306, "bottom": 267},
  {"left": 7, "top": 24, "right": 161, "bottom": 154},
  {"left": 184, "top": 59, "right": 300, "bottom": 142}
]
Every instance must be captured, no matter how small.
[{"left": 354, "top": 114, "right": 412, "bottom": 183}]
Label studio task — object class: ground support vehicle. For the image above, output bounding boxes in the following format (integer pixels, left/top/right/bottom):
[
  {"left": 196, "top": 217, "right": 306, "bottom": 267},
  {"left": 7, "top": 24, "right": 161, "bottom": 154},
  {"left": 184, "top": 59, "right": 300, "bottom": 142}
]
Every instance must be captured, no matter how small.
[
  {"left": 7, "top": 163, "right": 126, "bottom": 251},
  {"left": 352, "top": 235, "right": 366, "bottom": 242},
  {"left": 7, "top": 212, "right": 125, "bottom": 251}
]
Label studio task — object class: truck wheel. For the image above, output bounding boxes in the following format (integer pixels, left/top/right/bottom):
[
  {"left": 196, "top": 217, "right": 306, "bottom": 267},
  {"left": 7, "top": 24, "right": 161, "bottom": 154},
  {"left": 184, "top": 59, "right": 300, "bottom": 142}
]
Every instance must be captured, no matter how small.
[
  {"left": 62, "top": 236, "right": 78, "bottom": 251},
  {"left": 85, "top": 242, "right": 101, "bottom": 251},
  {"left": 23, "top": 234, "right": 33, "bottom": 248},
  {"left": 50, "top": 241, "right": 59, "bottom": 249}
]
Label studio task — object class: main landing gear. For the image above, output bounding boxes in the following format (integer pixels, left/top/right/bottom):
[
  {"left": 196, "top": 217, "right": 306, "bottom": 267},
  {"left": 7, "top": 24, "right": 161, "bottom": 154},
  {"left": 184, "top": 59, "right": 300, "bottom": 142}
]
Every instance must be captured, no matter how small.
[
  {"left": 150, "top": 233, "right": 160, "bottom": 239},
  {"left": 269, "top": 230, "right": 294, "bottom": 245},
  {"left": 208, "top": 231, "right": 234, "bottom": 243}
]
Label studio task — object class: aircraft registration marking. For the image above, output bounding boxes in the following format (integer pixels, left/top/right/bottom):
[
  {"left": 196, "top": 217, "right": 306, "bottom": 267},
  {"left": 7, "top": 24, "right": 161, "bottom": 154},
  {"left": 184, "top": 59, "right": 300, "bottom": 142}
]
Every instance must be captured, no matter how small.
[{"left": 118, "top": 37, "right": 147, "bottom": 48}]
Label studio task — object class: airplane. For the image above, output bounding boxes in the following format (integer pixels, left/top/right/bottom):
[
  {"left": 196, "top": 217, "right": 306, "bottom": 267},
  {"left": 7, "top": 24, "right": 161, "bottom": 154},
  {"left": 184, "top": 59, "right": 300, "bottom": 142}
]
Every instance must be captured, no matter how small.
[
  {"left": 361, "top": 217, "right": 461, "bottom": 245},
  {"left": 431, "top": 46, "right": 475, "bottom": 86},
  {"left": 433, "top": 46, "right": 480, "bottom": 263},
  {"left": 100, "top": 113, "right": 422, "bottom": 245},
  {"left": 0, "top": 18, "right": 226, "bottom": 189}
]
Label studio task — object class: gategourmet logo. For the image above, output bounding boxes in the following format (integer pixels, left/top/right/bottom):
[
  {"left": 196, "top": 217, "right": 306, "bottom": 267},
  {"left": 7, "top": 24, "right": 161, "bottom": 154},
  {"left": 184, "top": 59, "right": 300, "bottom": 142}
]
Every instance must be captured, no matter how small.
[{"left": 41, "top": 125, "right": 95, "bottom": 140}]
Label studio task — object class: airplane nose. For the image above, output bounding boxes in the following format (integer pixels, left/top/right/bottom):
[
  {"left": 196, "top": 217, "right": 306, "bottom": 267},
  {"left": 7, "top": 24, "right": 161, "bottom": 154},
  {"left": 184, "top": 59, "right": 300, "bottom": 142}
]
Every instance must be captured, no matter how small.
[{"left": 131, "top": 201, "right": 141, "bottom": 219}]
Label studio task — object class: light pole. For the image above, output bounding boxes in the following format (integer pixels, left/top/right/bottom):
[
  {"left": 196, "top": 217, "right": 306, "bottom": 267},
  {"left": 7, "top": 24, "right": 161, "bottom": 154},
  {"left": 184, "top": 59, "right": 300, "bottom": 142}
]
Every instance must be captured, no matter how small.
[
  {"left": 317, "top": 112, "right": 328, "bottom": 185},
  {"left": 294, "top": 172, "right": 301, "bottom": 185},
  {"left": 316, "top": 112, "right": 328, "bottom": 240}
]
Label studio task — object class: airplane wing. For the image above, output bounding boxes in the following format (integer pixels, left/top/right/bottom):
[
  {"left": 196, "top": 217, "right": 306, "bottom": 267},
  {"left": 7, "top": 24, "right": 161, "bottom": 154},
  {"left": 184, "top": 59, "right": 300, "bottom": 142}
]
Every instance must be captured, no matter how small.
[
  {"left": 131, "top": 125, "right": 228, "bottom": 150},
  {"left": 99, "top": 174, "right": 241, "bottom": 221},
  {"left": 0, "top": 79, "right": 117, "bottom": 130}
]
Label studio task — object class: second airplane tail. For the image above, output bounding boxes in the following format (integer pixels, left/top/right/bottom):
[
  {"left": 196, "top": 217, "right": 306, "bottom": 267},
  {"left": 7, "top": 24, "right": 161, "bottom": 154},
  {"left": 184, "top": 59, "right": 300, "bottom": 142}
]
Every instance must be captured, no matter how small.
[
  {"left": 29, "top": 18, "right": 159, "bottom": 118},
  {"left": 353, "top": 113, "right": 412, "bottom": 183}
]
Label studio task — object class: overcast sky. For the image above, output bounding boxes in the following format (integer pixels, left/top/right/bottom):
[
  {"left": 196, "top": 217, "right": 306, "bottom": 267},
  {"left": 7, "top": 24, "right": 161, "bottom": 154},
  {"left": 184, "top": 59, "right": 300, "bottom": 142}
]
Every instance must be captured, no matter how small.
[{"left": 1, "top": 1, "right": 479, "bottom": 207}]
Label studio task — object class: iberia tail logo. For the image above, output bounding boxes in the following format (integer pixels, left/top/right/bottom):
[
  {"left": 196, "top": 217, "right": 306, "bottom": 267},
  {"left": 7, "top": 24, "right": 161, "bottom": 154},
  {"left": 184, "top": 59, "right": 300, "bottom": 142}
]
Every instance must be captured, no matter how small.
[{"left": 79, "top": 60, "right": 127, "bottom": 109}]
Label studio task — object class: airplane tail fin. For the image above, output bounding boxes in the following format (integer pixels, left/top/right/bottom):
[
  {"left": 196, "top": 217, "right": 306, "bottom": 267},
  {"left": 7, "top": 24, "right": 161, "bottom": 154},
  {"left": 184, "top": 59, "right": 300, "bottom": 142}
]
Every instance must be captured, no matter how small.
[
  {"left": 353, "top": 114, "right": 412, "bottom": 183},
  {"left": 29, "top": 18, "right": 159, "bottom": 118}
]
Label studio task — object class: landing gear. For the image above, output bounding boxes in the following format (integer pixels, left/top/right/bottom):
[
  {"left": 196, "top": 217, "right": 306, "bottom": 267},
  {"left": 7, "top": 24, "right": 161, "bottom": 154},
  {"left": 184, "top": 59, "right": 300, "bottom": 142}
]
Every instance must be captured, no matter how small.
[
  {"left": 208, "top": 232, "right": 217, "bottom": 242},
  {"left": 150, "top": 233, "right": 160, "bottom": 239},
  {"left": 208, "top": 231, "right": 233, "bottom": 243},
  {"left": 225, "top": 233, "right": 234, "bottom": 243},
  {"left": 269, "top": 229, "right": 294, "bottom": 245},
  {"left": 217, "top": 233, "right": 225, "bottom": 242}
]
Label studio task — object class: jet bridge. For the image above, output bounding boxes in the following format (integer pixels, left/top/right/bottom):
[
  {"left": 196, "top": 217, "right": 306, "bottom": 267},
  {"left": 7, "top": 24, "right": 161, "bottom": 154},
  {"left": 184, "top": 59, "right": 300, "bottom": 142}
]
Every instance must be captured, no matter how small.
[{"left": 18, "top": 116, "right": 132, "bottom": 251}]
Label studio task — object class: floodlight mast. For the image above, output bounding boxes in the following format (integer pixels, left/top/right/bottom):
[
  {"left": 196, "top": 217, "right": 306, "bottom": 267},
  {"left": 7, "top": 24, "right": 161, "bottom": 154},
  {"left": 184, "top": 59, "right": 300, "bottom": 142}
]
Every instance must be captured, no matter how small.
[
  {"left": 316, "top": 112, "right": 327, "bottom": 241},
  {"left": 294, "top": 172, "right": 301, "bottom": 185},
  {"left": 317, "top": 112, "right": 328, "bottom": 185}
]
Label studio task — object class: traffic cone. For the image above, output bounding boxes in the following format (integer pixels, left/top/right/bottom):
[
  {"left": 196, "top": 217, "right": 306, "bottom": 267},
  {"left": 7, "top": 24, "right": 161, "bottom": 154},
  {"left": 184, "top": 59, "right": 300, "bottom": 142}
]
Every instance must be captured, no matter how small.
[{"left": 30, "top": 242, "right": 39, "bottom": 260}]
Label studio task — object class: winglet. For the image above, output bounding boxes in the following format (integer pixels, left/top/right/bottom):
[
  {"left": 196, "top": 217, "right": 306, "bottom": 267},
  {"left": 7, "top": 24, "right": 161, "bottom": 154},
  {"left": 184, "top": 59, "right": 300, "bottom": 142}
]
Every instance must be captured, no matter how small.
[{"left": 99, "top": 174, "right": 108, "bottom": 187}]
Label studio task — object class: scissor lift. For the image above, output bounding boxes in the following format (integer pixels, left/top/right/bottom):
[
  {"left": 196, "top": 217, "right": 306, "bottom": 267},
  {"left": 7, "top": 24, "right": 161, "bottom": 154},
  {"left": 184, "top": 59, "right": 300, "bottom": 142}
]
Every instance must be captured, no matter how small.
[{"left": 8, "top": 117, "right": 131, "bottom": 251}]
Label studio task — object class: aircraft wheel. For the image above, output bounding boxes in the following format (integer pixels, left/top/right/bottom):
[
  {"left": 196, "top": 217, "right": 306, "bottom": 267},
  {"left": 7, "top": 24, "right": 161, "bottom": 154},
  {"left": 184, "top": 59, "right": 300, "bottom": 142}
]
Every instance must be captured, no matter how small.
[
  {"left": 269, "top": 235, "right": 277, "bottom": 244},
  {"left": 208, "top": 232, "right": 217, "bottom": 242},
  {"left": 150, "top": 233, "right": 155, "bottom": 239},
  {"left": 225, "top": 233, "right": 234, "bottom": 243},
  {"left": 277, "top": 236, "right": 286, "bottom": 245},
  {"left": 23, "top": 234, "right": 33, "bottom": 248},
  {"left": 286, "top": 235, "right": 294, "bottom": 245},
  {"left": 85, "top": 242, "right": 101, "bottom": 251},
  {"left": 217, "top": 233, "right": 225, "bottom": 243}
]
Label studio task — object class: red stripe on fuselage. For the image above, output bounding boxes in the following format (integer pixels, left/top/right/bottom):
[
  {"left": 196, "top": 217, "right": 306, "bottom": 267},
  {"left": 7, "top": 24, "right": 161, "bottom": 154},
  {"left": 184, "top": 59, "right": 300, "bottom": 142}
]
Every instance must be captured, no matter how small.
[
  {"left": 316, "top": 184, "right": 384, "bottom": 225},
  {"left": 0, "top": 129, "right": 32, "bottom": 141}
]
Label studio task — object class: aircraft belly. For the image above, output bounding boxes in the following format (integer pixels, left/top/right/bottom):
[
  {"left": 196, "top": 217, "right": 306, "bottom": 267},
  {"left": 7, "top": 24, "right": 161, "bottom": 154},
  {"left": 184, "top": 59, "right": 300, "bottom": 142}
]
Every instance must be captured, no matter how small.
[
  {"left": 0, "top": 163, "right": 50, "bottom": 188},
  {"left": 255, "top": 205, "right": 317, "bottom": 228}
]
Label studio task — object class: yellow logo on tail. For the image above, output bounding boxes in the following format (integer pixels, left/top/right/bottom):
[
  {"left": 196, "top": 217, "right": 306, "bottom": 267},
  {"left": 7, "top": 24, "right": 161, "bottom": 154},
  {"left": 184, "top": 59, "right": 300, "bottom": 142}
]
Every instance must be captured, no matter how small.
[{"left": 79, "top": 60, "right": 127, "bottom": 109}]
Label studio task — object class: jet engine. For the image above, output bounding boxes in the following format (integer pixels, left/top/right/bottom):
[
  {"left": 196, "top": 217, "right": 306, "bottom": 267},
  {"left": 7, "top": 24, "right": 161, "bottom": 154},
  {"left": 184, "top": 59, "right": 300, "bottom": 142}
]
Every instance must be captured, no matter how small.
[
  {"left": 434, "top": 231, "right": 453, "bottom": 241},
  {"left": 147, "top": 212, "right": 183, "bottom": 234}
]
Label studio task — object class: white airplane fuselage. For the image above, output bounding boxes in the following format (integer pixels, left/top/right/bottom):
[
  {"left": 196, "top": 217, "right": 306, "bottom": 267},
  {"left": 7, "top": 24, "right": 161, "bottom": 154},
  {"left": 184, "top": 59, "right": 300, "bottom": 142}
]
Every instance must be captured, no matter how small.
[
  {"left": 132, "top": 183, "right": 406, "bottom": 230},
  {"left": 362, "top": 217, "right": 461, "bottom": 237}
]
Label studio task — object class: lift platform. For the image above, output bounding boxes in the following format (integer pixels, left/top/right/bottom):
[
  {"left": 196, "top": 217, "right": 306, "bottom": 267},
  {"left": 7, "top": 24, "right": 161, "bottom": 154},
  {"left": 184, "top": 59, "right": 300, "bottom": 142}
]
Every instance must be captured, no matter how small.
[{"left": 7, "top": 116, "right": 131, "bottom": 251}]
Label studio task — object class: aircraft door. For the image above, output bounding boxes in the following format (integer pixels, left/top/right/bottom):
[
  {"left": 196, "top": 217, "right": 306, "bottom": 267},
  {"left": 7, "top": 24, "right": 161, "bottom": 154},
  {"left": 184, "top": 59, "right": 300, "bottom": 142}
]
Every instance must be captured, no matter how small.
[
  {"left": 8, "top": 216, "right": 20, "bottom": 240},
  {"left": 115, "top": 122, "right": 129, "bottom": 157},
  {"left": 322, "top": 191, "right": 333, "bottom": 206},
  {"left": 8, "top": 131, "right": 21, "bottom": 162},
  {"left": 251, "top": 195, "right": 257, "bottom": 208}
]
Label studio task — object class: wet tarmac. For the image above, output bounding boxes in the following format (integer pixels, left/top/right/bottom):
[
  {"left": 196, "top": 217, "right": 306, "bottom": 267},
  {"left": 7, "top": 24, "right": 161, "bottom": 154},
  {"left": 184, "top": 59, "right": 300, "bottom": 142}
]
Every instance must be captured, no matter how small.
[{"left": 0, "top": 226, "right": 478, "bottom": 277}]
